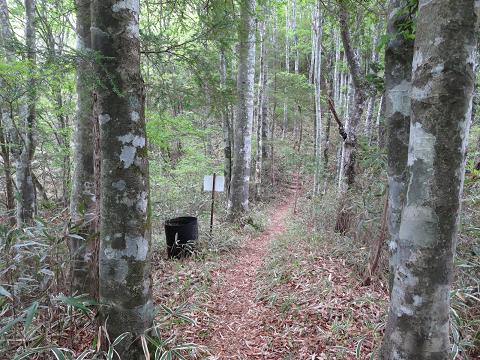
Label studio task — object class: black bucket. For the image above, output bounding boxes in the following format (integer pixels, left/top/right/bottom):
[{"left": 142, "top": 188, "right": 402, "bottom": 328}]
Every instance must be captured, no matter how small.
[{"left": 165, "top": 216, "right": 198, "bottom": 259}]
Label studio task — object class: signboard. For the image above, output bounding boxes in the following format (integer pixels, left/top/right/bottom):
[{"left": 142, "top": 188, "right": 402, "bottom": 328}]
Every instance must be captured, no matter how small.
[{"left": 203, "top": 175, "right": 225, "bottom": 192}]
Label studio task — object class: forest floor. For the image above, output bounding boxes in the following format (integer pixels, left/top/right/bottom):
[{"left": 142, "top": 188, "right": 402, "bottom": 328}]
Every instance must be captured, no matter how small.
[{"left": 152, "top": 187, "right": 389, "bottom": 359}]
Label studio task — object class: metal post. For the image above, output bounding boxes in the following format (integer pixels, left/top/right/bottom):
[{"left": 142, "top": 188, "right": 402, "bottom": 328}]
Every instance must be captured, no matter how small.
[{"left": 210, "top": 173, "right": 216, "bottom": 236}]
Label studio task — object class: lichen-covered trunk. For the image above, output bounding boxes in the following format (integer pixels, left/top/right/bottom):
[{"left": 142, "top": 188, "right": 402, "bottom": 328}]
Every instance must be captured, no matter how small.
[
  {"left": 69, "top": 0, "right": 97, "bottom": 297},
  {"left": 16, "top": 0, "right": 37, "bottom": 226},
  {"left": 228, "top": 0, "right": 256, "bottom": 218},
  {"left": 92, "top": 0, "right": 153, "bottom": 356},
  {"left": 219, "top": 49, "right": 232, "bottom": 198},
  {"left": 380, "top": 1, "right": 477, "bottom": 358},
  {"left": 255, "top": 19, "right": 267, "bottom": 200},
  {"left": 382, "top": 0, "right": 414, "bottom": 295}
]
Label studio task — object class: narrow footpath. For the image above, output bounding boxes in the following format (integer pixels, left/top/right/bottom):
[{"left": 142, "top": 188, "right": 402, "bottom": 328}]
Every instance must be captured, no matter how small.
[{"left": 199, "top": 194, "right": 295, "bottom": 359}]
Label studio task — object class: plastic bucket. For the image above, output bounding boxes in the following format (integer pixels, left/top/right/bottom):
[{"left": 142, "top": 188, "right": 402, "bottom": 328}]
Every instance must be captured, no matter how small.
[{"left": 165, "top": 216, "right": 198, "bottom": 258}]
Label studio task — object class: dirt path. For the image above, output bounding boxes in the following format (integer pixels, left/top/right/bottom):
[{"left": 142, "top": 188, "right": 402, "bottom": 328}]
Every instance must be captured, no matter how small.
[{"left": 201, "top": 195, "right": 294, "bottom": 359}]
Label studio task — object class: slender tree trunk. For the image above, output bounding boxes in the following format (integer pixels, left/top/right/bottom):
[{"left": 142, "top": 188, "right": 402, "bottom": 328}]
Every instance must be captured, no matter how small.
[
  {"left": 69, "top": 0, "right": 97, "bottom": 297},
  {"left": 337, "top": 0, "right": 367, "bottom": 192},
  {"left": 0, "top": 0, "right": 15, "bottom": 223},
  {"left": 333, "top": 30, "right": 341, "bottom": 105},
  {"left": 308, "top": 6, "right": 316, "bottom": 84},
  {"left": 365, "top": 32, "right": 380, "bottom": 142},
  {"left": 313, "top": 2, "right": 323, "bottom": 195},
  {"left": 15, "top": 0, "right": 37, "bottom": 226},
  {"left": 0, "top": 113, "right": 14, "bottom": 221},
  {"left": 282, "top": 0, "right": 289, "bottom": 139},
  {"left": 380, "top": 1, "right": 477, "bottom": 358},
  {"left": 92, "top": 0, "right": 153, "bottom": 355},
  {"left": 270, "top": 9, "right": 277, "bottom": 188},
  {"left": 228, "top": 0, "right": 256, "bottom": 218},
  {"left": 220, "top": 49, "right": 232, "bottom": 199},
  {"left": 255, "top": 19, "right": 267, "bottom": 200}
]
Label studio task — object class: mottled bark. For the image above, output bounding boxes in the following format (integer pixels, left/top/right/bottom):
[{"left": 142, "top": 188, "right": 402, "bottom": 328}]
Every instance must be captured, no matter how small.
[
  {"left": 380, "top": 1, "right": 477, "bottom": 358},
  {"left": 69, "top": 0, "right": 97, "bottom": 297},
  {"left": 382, "top": 0, "right": 414, "bottom": 297},
  {"left": 228, "top": 0, "right": 256, "bottom": 217},
  {"left": 337, "top": 0, "right": 368, "bottom": 192},
  {"left": 15, "top": 0, "right": 37, "bottom": 226},
  {"left": 92, "top": 0, "right": 153, "bottom": 356}
]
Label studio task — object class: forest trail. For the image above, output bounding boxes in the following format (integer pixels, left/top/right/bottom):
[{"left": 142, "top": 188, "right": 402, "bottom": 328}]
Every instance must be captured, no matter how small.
[{"left": 201, "top": 191, "right": 296, "bottom": 359}]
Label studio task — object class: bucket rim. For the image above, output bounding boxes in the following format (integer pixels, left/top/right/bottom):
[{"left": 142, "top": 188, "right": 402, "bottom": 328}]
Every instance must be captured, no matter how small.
[{"left": 165, "top": 216, "right": 198, "bottom": 226}]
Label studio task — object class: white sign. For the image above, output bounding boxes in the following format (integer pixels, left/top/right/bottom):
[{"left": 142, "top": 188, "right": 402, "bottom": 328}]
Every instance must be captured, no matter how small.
[{"left": 203, "top": 175, "right": 225, "bottom": 192}]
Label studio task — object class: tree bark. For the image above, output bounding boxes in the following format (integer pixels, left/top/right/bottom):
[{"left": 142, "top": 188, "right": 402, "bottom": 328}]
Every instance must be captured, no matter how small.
[
  {"left": 313, "top": 1, "right": 323, "bottom": 195},
  {"left": 337, "top": 0, "right": 367, "bottom": 192},
  {"left": 92, "top": 0, "right": 153, "bottom": 355},
  {"left": 0, "top": 0, "right": 15, "bottom": 224},
  {"left": 383, "top": 0, "right": 415, "bottom": 296},
  {"left": 69, "top": 0, "right": 97, "bottom": 297},
  {"left": 15, "top": 0, "right": 37, "bottom": 226},
  {"left": 282, "top": 0, "right": 289, "bottom": 139},
  {"left": 228, "top": 0, "right": 256, "bottom": 218},
  {"left": 380, "top": 0, "right": 477, "bottom": 358},
  {"left": 255, "top": 18, "right": 267, "bottom": 200},
  {"left": 219, "top": 49, "right": 232, "bottom": 198}
]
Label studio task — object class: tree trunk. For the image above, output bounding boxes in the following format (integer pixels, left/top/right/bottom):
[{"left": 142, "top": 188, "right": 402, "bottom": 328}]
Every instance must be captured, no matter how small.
[
  {"left": 0, "top": 112, "right": 14, "bottom": 222},
  {"left": 313, "top": 1, "right": 323, "bottom": 195},
  {"left": 333, "top": 30, "right": 341, "bottom": 104},
  {"left": 308, "top": 6, "right": 316, "bottom": 84},
  {"left": 92, "top": 0, "right": 153, "bottom": 355},
  {"left": 228, "top": 0, "right": 256, "bottom": 218},
  {"left": 219, "top": 49, "right": 232, "bottom": 198},
  {"left": 380, "top": 0, "right": 477, "bottom": 358},
  {"left": 382, "top": 0, "right": 415, "bottom": 296},
  {"left": 365, "top": 32, "right": 380, "bottom": 143},
  {"left": 377, "top": 94, "right": 386, "bottom": 148},
  {"left": 282, "top": 0, "right": 289, "bottom": 139},
  {"left": 69, "top": 0, "right": 97, "bottom": 297},
  {"left": 337, "top": 0, "right": 368, "bottom": 192},
  {"left": 15, "top": 0, "right": 37, "bottom": 226},
  {"left": 0, "top": 0, "right": 15, "bottom": 224},
  {"left": 255, "top": 18, "right": 267, "bottom": 200}
]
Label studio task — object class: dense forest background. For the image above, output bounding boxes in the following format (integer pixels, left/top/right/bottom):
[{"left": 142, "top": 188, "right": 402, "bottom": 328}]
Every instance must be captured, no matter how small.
[{"left": 0, "top": 0, "right": 479, "bottom": 359}]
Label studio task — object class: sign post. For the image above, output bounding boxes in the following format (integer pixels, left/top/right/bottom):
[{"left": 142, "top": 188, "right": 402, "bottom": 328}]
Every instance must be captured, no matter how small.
[
  {"left": 210, "top": 173, "right": 216, "bottom": 236},
  {"left": 203, "top": 174, "right": 225, "bottom": 237}
]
